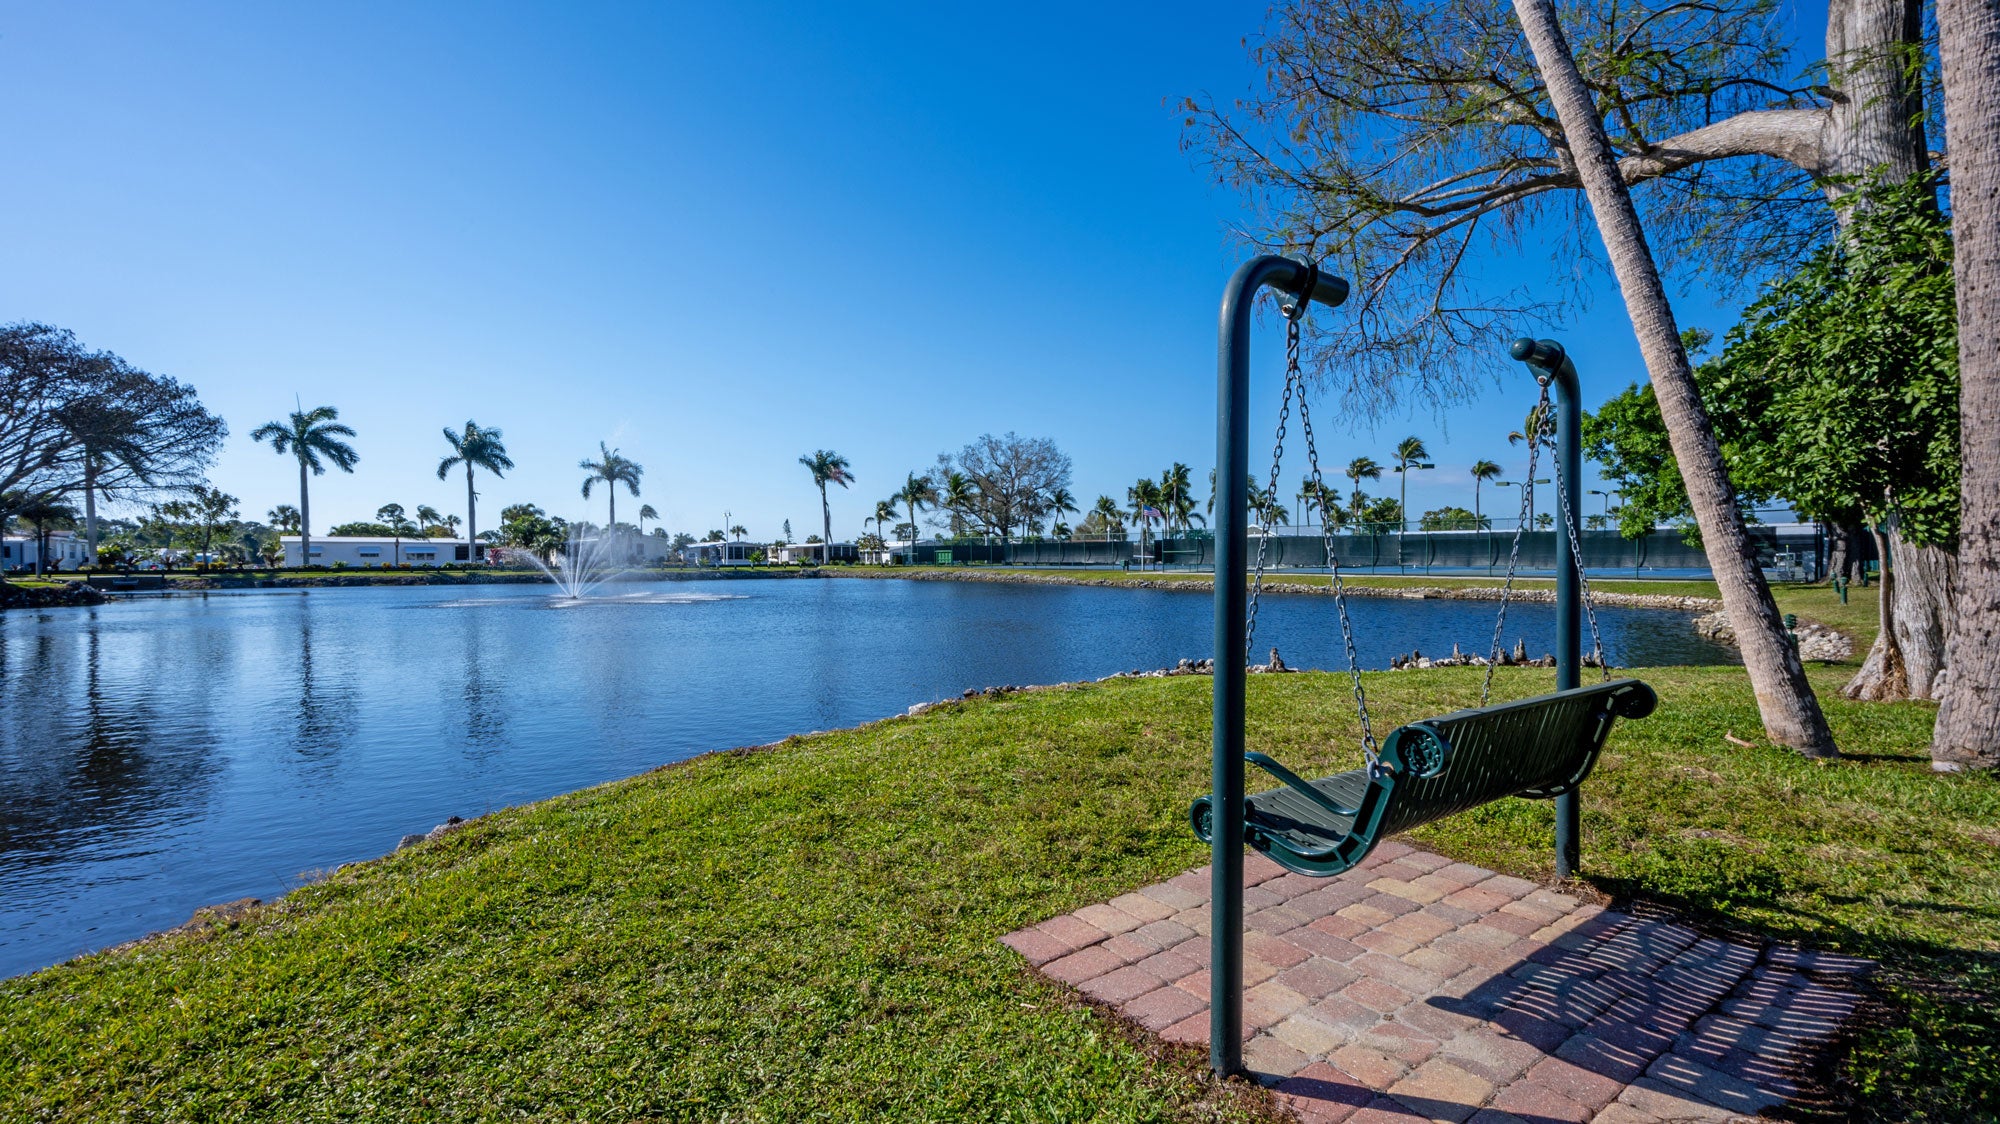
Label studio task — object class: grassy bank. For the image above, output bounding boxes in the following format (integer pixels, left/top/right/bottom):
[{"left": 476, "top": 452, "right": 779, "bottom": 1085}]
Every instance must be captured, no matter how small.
[{"left": 1, "top": 661, "right": 1988, "bottom": 1122}]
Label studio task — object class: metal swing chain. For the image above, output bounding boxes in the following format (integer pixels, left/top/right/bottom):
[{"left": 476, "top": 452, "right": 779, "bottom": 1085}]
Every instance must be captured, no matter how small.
[
  {"left": 1243, "top": 333, "right": 1296, "bottom": 666},
  {"left": 1551, "top": 434, "right": 1612, "bottom": 679},
  {"left": 1244, "top": 296, "right": 1379, "bottom": 766},
  {"left": 1481, "top": 380, "right": 1551, "bottom": 706},
  {"left": 1295, "top": 366, "right": 1379, "bottom": 764}
]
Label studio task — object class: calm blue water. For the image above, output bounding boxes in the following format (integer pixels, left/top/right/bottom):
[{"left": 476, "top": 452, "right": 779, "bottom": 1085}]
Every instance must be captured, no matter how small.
[{"left": 0, "top": 578, "right": 1731, "bottom": 977}]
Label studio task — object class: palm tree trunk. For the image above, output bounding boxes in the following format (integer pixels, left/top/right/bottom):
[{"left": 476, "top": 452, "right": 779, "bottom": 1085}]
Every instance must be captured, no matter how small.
[
  {"left": 820, "top": 484, "right": 832, "bottom": 566},
  {"left": 608, "top": 492, "right": 616, "bottom": 532},
  {"left": 299, "top": 459, "right": 312, "bottom": 569},
  {"left": 466, "top": 464, "right": 479, "bottom": 563},
  {"left": 906, "top": 502, "right": 917, "bottom": 565},
  {"left": 1930, "top": 0, "right": 2000, "bottom": 770},
  {"left": 1515, "top": 0, "right": 1837, "bottom": 756},
  {"left": 83, "top": 456, "right": 100, "bottom": 564}
]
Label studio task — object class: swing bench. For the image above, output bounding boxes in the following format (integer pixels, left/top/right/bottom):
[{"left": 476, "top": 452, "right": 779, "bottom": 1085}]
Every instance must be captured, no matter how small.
[
  {"left": 1192, "top": 676, "right": 1656, "bottom": 876},
  {"left": 1195, "top": 254, "right": 1657, "bottom": 880}
]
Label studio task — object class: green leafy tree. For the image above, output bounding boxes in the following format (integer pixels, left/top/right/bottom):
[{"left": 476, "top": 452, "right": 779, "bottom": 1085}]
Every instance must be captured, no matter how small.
[
  {"left": 249, "top": 405, "right": 357, "bottom": 568},
  {"left": 16, "top": 493, "right": 78, "bottom": 575},
  {"left": 798, "top": 450, "right": 853, "bottom": 560},
  {"left": 157, "top": 486, "right": 238, "bottom": 568},
  {"left": 1420, "top": 506, "right": 1488, "bottom": 531},
  {"left": 1361, "top": 497, "right": 1402, "bottom": 532},
  {"left": 579, "top": 442, "right": 643, "bottom": 529}
]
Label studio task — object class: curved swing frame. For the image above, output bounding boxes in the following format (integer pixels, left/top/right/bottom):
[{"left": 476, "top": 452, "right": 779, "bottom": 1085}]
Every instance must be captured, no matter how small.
[{"left": 1202, "top": 256, "right": 1649, "bottom": 1076}]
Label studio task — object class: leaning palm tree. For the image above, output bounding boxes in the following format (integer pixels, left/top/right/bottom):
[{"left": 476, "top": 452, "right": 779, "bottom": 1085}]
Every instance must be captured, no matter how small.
[
  {"left": 896, "top": 473, "right": 938, "bottom": 565},
  {"left": 1469, "top": 460, "right": 1502, "bottom": 521},
  {"left": 637, "top": 504, "right": 659, "bottom": 534},
  {"left": 579, "top": 442, "right": 643, "bottom": 529},
  {"left": 438, "top": 421, "right": 514, "bottom": 560},
  {"left": 250, "top": 405, "right": 359, "bottom": 568},
  {"left": 1044, "top": 485, "right": 1079, "bottom": 532},
  {"left": 1344, "top": 456, "right": 1383, "bottom": 520},
  {"left": 1507, "top": 404, "right": 1553, "bottom": 449},
  {"left": 798, "top": 450, "right": 853, "bottom": 563},
  {"left": 873, "top": 498, "right": 901, "bottom": 553},
  {"left": 414, "top": 504, "right": 443, "bottom": 533}
]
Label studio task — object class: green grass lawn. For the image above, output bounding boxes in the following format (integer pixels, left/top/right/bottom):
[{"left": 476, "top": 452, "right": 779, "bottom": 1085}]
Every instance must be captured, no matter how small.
[{"left": 1, "top": 659, "right": 1989, "bottom": 1122}]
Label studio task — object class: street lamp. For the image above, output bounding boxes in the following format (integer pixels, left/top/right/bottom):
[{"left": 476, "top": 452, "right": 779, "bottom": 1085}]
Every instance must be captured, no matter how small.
[
  {"left": 1587, "top": 489, "right": 1620, "bottom": 517},
  {"left": 1495, "top": 479, "right": 1552, "bottom": 530}
]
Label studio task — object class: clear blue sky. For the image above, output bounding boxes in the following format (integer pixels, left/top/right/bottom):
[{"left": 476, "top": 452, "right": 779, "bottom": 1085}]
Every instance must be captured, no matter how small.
[{"left": 0, "top": 3, "right": 1803, "bottom": 541}]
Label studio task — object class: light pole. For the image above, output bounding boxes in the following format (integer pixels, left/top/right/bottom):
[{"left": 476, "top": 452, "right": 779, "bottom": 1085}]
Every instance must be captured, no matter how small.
[
  {"left": 1495, "top": 479, "right": 1552, "bottom": 531},
  {"left": 1588, "top": 488, "right": 1620, "bottom": 521}
]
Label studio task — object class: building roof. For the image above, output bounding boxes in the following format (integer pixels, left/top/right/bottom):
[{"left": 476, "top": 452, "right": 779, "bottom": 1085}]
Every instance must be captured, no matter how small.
[{"left": 279, "top": 535, "right": 469, "bottom": 546}]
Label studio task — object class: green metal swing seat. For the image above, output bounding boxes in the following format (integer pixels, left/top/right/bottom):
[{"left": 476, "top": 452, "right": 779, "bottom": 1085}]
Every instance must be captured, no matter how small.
[{"left": 1192, "top": 678, "right": 1657, "bottom": 877}]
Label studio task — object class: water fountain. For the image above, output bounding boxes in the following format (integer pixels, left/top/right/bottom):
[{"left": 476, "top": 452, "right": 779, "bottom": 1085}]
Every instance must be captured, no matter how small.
[{"left": 518, "top": 523, "right": 630, "bottom": 600}]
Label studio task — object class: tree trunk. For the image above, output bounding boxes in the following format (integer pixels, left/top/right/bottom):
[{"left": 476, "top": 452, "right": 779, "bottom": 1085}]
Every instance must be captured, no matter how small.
[
  {"left": 84, "top": 455, "right": 99, "bottom": 564},
  {"left": 1890, "top": 531, "right": 1955, "bottom": 698},
  {"left": 1818, "top": 0, "right": 1930, "bottom": 195},
  {"left": 1844, "top": 525, "right": 1909, "bottom": 699},
  {"left": 1516, "top": 0, "right": 1837, "bottom": 756},
  {"left": 466, "top": 464, "right": 479, "bottom": 562},
  {"left": 1825, "top": 522, "right": 1868, "bottom": 584},
  {"left": 1929, "top": 0, "right": 2000, "bottom": 771},
  {"left": 820, "top": 484, "right": 831, "bottom": 566},
  {"left": 299, "top": 459, "right": 311, "bottom": 569}
]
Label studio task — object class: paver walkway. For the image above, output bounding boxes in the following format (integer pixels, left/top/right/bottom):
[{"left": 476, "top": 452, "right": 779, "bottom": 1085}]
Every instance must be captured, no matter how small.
[{"left": 1003, "top": 842, "right": 1873, "bottom": 1123}]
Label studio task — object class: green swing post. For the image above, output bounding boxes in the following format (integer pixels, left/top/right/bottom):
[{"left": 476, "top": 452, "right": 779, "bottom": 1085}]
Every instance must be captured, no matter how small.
[
  {"left": 1212, "top": 256, "right": 1349, "bottom": 1077},
  {"left": 1509, "top": 337, "right": 1584, "bottom": 877}
]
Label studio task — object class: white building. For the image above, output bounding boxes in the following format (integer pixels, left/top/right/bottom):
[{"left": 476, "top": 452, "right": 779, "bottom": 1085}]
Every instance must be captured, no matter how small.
[
  {"left": 3, "top": 531, "right": 91, "bottom": 572},
  {"left": 281, "top": 535, "right": 473, "bottom": 568},
  {"left": 685, "top": 540, "right": 761, "bottom": 566},
  {"left": 772, "top": 541, "right": 859, "bottom": 565}
]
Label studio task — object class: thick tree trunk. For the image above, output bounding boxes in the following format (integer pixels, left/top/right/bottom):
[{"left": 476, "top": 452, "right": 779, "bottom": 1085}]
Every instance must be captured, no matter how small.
[
  {"left": 1819, "top": 0, "right": 1930, "bottom": 193},
  {"left": 1516, "top": 0, "right": 1838, "bottom": 756},
  {"left": 1891, "top": 532, "right": 1955, "bottom": 698},
  {"left": 1929, "top": 0, "right": 2000, "bottom": 771}
]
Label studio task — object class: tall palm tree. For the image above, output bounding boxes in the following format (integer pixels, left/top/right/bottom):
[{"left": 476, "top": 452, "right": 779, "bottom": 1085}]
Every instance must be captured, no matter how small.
[
  {"left": 1091, "top": 494, "right": 1122, "bottom": 540},
  {"left": 798, "top": 450, "right": 853, "bottom": 563},
  {"left": 872, "top": 498, "right": 899, "bottom": 545},
  {"left": 250, "top": 405, "right": 359, "bottom": 568},
  {"left": 1159, "top": 463, "right": 1195, "bottom": 533},
  {"left": 438, "top": 421, "right": 514, "bottom": 560},
  {"left": 1470, "top": 459, "right": 1502, "bottom": 521},
  {"left": 1391, "top": 436, "right": 1432, "bottom": 536},
  {"left": 1044, "top": 485, "right": 1079, "bottom": 535},
  {"left": 579, "top": 442, "right": 643, "bottom": 529},
  {"left": 1507, "top": 404, "right": 1552, "bottom": 449},
  {"left": 1344, "top": 456, "right": 1383, "bottom": 521},
  {"left": 896, "top": 473, "right": 938, "bottom": 564}
]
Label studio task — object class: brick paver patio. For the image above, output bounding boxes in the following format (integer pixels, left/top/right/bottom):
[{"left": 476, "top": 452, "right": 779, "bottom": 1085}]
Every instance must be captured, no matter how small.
[{"left": 1003, "top": 842, "right": 1873, "bottom": 1122}]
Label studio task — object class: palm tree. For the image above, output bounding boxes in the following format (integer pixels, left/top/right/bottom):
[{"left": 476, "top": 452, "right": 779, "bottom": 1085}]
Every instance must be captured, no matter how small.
[
  {"left": 1127, "top": 477, "right": 1164, "bottom": 568},
  {"left": 1248, "top": 481, "right": 1290, "bottom": 528},
  {"left": 1158, "top": 463, "right": 1195, "bottom": 533},
  {"left": 414, "top": 504, "right": 443, "bottom": 533},
  {"left": 798, "top": 450, "right": 853, "bottom": 563},
  {"left": 17, "top": 494, "right": 77, "bottom": 576},
  {"left": 729, "top": 524, "right": 748, "bottom": 541},
  {"left": 1344, "top": 456, "right": 1383, "bottom": 521},
  {"left": 896, "top": 473, "right": 938, "bottom": 564},
  {"left": 1391, "top": 436, "right": 1432, "bottom": 536},
  {"left": 637, "top": 504, "right": 659, "bottom": 534},
  {"left": 250, "top": 405, "right": 359, "bottom": 568},
  {"left": 1091, "top": 494, "right": 1122, "bottom": 540},
  {"left": 940, "top": 471, "right": 977, "bottom": 540},
  {"left": 438, "top": 421, "right": 514, "bottom": 561},
  {"left": 267, "top": 504, "right": 301, "bottom": 533},
  {"left": 1470, "top": 459, "right": 1502, "bottom": 521},
  {"left": 376, "top": 503, "right": 416, "bottom": 565},
  {"left": 872, "top": 498, "right": 899, "bottom": 546},
  {"left": 1044, "top": 485, "right": 1079, "bottom": 536},
  {"left": 1508, "top": 404, "right": 1553, "bottom": 450},
  {"left": 579, "top": 442, "right": 643, "bottom": 529},
  {"left": 440, "top": 513, "right": 463, "bottom": 537}
]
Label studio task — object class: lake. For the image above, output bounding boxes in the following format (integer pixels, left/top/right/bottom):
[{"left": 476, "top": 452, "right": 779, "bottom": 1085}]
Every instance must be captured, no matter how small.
[{"left": 0, "top": 576, "right": 1733, "bottom": 977}]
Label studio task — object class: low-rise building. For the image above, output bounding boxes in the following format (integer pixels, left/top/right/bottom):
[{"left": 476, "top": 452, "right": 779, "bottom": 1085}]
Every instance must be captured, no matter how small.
[
  {"left": 280, "top": 535, "right": 473, "bottom": 568},
  {"left": 3, "top": 531, "right": 91, "bottom": 572}
]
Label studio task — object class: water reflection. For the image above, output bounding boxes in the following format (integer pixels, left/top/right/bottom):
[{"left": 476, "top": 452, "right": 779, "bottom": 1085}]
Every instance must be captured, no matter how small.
[{"left": 0, "top": 579, "right": 1735, "bottom": 977}]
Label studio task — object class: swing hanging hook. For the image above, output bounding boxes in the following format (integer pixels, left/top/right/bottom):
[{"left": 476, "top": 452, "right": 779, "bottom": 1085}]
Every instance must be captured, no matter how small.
[{"left": 1280, "top": 259, "right": 1320, "bottom": 321}]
